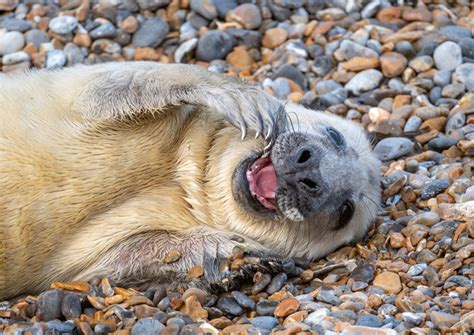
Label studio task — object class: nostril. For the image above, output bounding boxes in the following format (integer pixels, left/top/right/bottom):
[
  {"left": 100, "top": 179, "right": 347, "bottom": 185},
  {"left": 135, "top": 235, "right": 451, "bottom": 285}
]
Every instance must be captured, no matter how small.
[
  {"left": 299, "top": 178, "right": 319, "bottom": 191},
  {"left": 297, "top": 150, "right": 311, "bottom": 164}
]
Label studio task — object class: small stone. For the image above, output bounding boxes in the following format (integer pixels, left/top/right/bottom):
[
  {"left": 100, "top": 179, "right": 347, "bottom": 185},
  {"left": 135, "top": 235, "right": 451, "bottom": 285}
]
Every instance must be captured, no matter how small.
[
  {"left": 196, "top": 30, "right": 234, "bottom": 62},
  {"left": 174, "top": 38, "right": 198, "bottom": 63},
  {"left": 373, "top": 272, "right": 402, "bottom": 294},
  {"left": 48, "top": 16, "right": 78, "bottom": 35},
  {"left": 430, "top": 311, "right": 460, "bottom": 328},
  {"left": 317, "top": 289, "right": 341, "bottom": 306},
  {"left": 266, "top": 272, "right": 287, "bottom": 294},
  {"left": 250, "top": 316, "right": 278, "bottom": 330},
  {"left": 409, "top": 55, "right": 434, "bottom": 73},
  {"left": 374, "top": 137, "right": 414, "bottom": 161},
  {"left": 428, "top": 135, "right": 458, "bottom": 151},
  {"left": 163, "top": 248, "right": 181, "bottom": 263},
  {"left": 226, "top": 46, "right": 253, "bottom": 69},
  {"left": 402, "top": 312, "right": 422, "bottom": 325},
  {"left": 345, "top": 69, "right": 383, "bottom": 95},
  {"left": 433, "top": 41, "right": 462, "bottom": 71},
  {"left": 312, "top": 55, "right": 333, "bottom": 77},
  {"left": 37, "top": 289, "right": 64, "bottom": 321},
  {"left": 343, "top": 57, "right": 379, "bottom": 72},
  {"left": 217, "top": 297, "right": 244, "bottom": 316},
  {"left": 404, "top": 116, "right": 422, "bottom": 132},
  {"left": 2, "top": 51, "right": 29, "bottom": 65},
  {"left": 187, "top": 264, "right": 204, "bottom": 278},
  {"left": 455, "top": 63, "right": 474, "bottom": 90},
  {"left": 407, "top": 264, "right": 427, "bottom": 277},
  {"left": 131, "top": 318, "right": 164, "bottom": 335},
  {"left": 0, "top": 31, "right": 24, "bottom": 56},
  {"left": 274, "top": 297, "right": 299, "bottom": 317},
  {"left": 305, "top": 308, "right": 329, "bottom": 326},
  {"left": 442, "top": 83, "right": 465, "bottom": 99},
  {"left": 61, "top": 293, "right": 82, "bottom": 320},
  {"left": 90, "top": 23, "right": 117, "bottom": 40},
  {"left": 46, "top": 320, "right": 76, "bottom": 334},
  {"left": 380, "top": 52, "right": 407, "bottom": 78},
  {"left": 182, "top": 295, "right": 208, "bottom": 320},
  {"left": 262, "top": 28, "right": 288, "bottom": 49},
  {"left": 440, "top": 26, "right": 471, "bottom": 43},
  {"left": 356, "top": 314, "right": 382, "bottom": 328},
  {"left": 0, "top": 0, "right": 18, "bottom": 11},
  {"left": 190, "top": 0, "right": 217, "bottom": 20},
  {"left": 1, "top": 18, "right": 31, "bottom": 32},
  {"left": 121, "top": 16, "right": 138, "bottom": 34},
  {"left": 272, "top": 64, "right": 306, "bottom": 90},
  {"left": 459, "top": 38, "right": 474, "bottom": 58},
  {"left": 408, "top": 211, "right": 440, "bottom": 227},
  {"left": 256, "top": 300, "right": 278, "bottom": 316},
  {"left": 339, "top": 39, "right": 378, "bottom": 60},
  {"left": 420, "top": 179, "right": 450, "bottom": 200},
  {"left": 231, "top": 291, "right": 256, "bottom": 309},
  {"left": 132, "top": 18, "right": 169, "bottom": 48},
  {"left": 341, "top": 326, "right": 397, "bottom": 335},
  {"left": 350, "top": 262, "right": 375, "bottom": 283},
  {"left": 227, "top": 4, "right": 262, "bottom": 30}
]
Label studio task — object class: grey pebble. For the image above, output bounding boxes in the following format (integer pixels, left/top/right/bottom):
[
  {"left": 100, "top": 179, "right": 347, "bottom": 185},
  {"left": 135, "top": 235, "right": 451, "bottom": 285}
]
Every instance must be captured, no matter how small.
[
  {"left": 316, "top": 80, "right": 342, "bottom": 95},
  {"left": 439, "top": 25, "right": 471, "bottom": 43},
  {"left": 37, "top": 289, "right": 64, "bottom": 321},
  {"left": 64, "top": 42, "right": 84, "bottom": 66},
  {"left": 252, "top": 273, "right": 272, "bottom": 295},
  {"left": 137, "top": 0, "right": 169, "bottom": 11},
  {"left": 404, "top": 116, "right": 422, "bottom": 132},
  {"left": 266, "top": 272, "right": 287, "bottom": 294},
  {"left": 95, "top": 323, "right": 114, "bottom": 334},
  {"left": 61, "top": 293, "right": 82, "bottom": 320},
  {"left": 90, "top": 22, "right": 117, "bottom": 40},
  {"left": 46, "top": 49, "right": 66, "bottom": 69},
  {"left": 319, "top": 88, "right": 348, "bottom": 107},
  {"left": 356, "top": 314, "right": 382, "bottom": 328},
  {"left": 446, "top": 112, "right": 466, "bottom": 132},
  {"left": 433, "top": 69, "right": 452, "bottom": 87},
  {"left": 378, "top": 304, "right": 398, "bottom": 316},
  {"left": 256, "top": 300, "right": 278, "bottom": 316},
  {"left": 312, "top": 55, "right": 333, "bottom": 77},
  {"left": 0, "top": 31, "right": 24, "bottom": 56},
  {"left": 271, "top": 78, "right": 291, "bottom": 99},
  {"left": 407, "top": 263, "right": 427, "bottom": 277},
  {"left": 250, "top": 316, "right": 278, "bottom": 330},
  {"left": 46, "top": 320, "right": 76, "bottom": 333},
  {"left": 429, "top": 86, "right": 442, "bottom": 105},
  {"left": 454, "top": 63, "right": 474, "bottom": 90},
  {"left": 2, "top": 51, "right": 29, "bottom": 65},
  {"left": 231, "top": 291, "right": 256, "bottom": 309},
  {"left": 428, "top": 135, "right": 458, "bottom": 151},
  {"left": 48, "top": 16, "right": 78, "bottom": 35},
  {"left": 402, "top": 312, "right": 422, "bottom": 325},
  {"left": 349, "top": 262, "right": 375, "bottom": 283},
  {"left": 374, "top": 137, "right": 414, "bottom": 161},
  {"left": 190, "top": 0, "right": 218, "bottom": 20},
  {"left": 0, "top": 18, "right": 32, "bottom": 32},
  {"left": 459, "top": 38, "right": 474, "bottom": 58},
  {"left": 196, "top": 30, "right": 234, "bottom": 62},
  {"left": 132, "top": 18, "right": 169, "bottom": 48},
  {"left": 131, "top": 318, "right": 165, "bottom": 335},
  {"left": 339, "top": 39, "right": 378, "bottom": 60},
  {"left": 442, "top": 83, "right": 465, "bottom": 99},
  {"left": 214, "top": 0, "right": 238, "bottom": 18},
  {"left": 317, "top": 289, "right": 341, "bottom": 306},
  {"left": 166, "top": 317, "right": 185, "bottom": 330},
  {"left": 433, "top": 41, "right": 463, "bottom": 71},
  {"left": 345, "top": 69, "right": 383, "bottom": 95},
  {"left": 420, "top": 179, "right": 450, "bottom": 200},
  {"left": 272, "top": 64, "right": 306, "bottom": 90},
  {"left": 216, "top": 297, "right": 244, "bottom": 316},
  {"left": 174, "top": 37, "right": 198, "bottom": 63}
]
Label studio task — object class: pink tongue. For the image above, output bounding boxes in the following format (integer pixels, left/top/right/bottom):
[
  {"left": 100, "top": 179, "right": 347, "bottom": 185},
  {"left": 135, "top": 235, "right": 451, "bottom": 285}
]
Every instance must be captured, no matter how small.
[
  {"left": 254, "top": 165, "right": 277, "bottom": 199},
  {"left": 247, "top": 157, "right": 277, "bottom": 210}
]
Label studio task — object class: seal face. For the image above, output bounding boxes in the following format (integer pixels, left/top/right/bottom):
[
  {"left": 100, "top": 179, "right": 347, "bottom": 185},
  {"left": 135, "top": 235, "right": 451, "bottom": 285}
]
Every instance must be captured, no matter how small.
[{"left": 231, "top": 104, "right": 381, "bottom": 259}]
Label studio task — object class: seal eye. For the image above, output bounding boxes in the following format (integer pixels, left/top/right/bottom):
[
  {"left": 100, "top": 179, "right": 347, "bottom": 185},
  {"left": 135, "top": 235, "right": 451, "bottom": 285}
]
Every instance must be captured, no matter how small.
[
  {"left": 327, "top": 127, "right": 345, "bottom": 148},
  {"left": 336, "top": 200, "right": 354, "bottom": 229}
]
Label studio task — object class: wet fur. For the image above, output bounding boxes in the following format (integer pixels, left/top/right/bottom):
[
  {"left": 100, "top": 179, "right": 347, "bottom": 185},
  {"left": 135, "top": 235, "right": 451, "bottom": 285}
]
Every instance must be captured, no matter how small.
[{"left": 0, "top": 62, "right": 380, "bottom": 299}]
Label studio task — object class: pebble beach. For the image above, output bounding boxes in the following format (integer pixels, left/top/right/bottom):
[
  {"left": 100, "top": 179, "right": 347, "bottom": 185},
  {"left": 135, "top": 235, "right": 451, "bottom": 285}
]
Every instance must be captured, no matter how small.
[{"left": 0, "top": 0, "right": 473, "bottom": 334}]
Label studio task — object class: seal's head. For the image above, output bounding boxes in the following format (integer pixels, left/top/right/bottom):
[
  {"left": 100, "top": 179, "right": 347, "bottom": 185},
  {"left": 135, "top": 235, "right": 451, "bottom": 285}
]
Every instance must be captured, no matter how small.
[{"left": 225, "top": 103, "right": 381, "bottom": 260}]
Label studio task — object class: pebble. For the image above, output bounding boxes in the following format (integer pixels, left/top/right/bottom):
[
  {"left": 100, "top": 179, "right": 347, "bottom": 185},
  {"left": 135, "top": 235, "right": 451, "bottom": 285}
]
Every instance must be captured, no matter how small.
[
  {"left": 345, "top": 69, "right": 383, "bottom": 95},
  {"left": 305, "top": 308, "right": 329, "bottom": 326},
  {"left": 407, "top": 264, "right": 427, "bottom": 277},
  {"left": 274, "top": 297, "right": 299, "bottom": 317},
  {"left": 433, "top": 69, "right": 452, "bottom": 88},
  {"left": 1, "top": 18, "right": 31, "bottom": 32},
  {"left": 262, "top": 28, "right": 288, "bottom": 49},
  {"left": 454, "top": 63, "right": 474, "bottom": 90},
  {"left": 250, "top": 316, "right": 278, "bottom": 330},
  {"left": 312, "top": 55, "right": 332, "bottom": 77},
  {"left": 37, "top": 289, "right": 64, "bottom": 321},
  {"left": 374, "top": 137, "right": 414, "bottom": 161},
  {"left": 404, "top": 116, "right": 422, "bottom": 132},
  {"left": 380, "top": 52, "right": 407, "bottom": 78},
  {"left": 459, "top": 38, "right": 474, "bottom": 58},
  {"left": 339, "top": 39, "right": 378, "bottom": 60},
  {"left": 430, "top": 311, "right": 460, "bottom": 328},
  {"left": 402, "top": 312, "right": 422, "bottom": 325},
  {"left": 132, "top": 18, "right": 169, "bottom": 48},
  {"left": 2, "top": 51, "right": 29, "bottom": 65},
  {"left": 439, "top": 25, "right": 471, "bottom": 43},
  {"left": 216, "top": 297, "right": 244, "bottom": 316},
  {"left": 373, "top": 272, "right": 402, "bottom": 294},
  {"left": 356, "top": 314, "right": 382, "bottom": 328},
  {"left": 228, "top": 4, "right": 262, "bottom": 30},
  {"left": 61, "top": 293, "right": 82, "bottom": 320},
  {"left": 317, "top": 289, "right": 341, "bottom": 306},
  {"left": 46, "top": 49, "right": 66, "bottom": 69},
  {"left": 48, "top": 16, "right": 78, "bottom": 35},
  {"left": 0, "top": 31, "right": 24, "bottom": 56},
  {"left": 231, "top": 291, "right": 256, "bottom": 309},
  {"left": 433, "top": 41, "right": 463, "bottom": 71},
  {"left": 266, "top": 272, "right": 287, "bottom": 294},
  {"left": 131, "top": 318, "right": 165, "bottom": 335},
  {"left": 420, "top": 179, "right": 450, "bottom": 200},
  {"left": 196, "top": 30, "right": 234, "bottom": 62},
  {"left": 256, "top": 300, "right": 278, "bottom": 316}
]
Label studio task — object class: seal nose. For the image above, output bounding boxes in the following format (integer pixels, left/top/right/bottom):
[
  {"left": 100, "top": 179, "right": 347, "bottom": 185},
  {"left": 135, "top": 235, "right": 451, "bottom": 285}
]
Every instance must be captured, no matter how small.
[{"left": 284, "top": 145, "right": 321, "bottom": 196}]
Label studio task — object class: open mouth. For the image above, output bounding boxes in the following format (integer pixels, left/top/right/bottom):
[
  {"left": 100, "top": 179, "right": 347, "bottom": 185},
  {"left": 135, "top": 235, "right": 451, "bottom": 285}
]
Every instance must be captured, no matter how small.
[{"left": 246, "top": 156, "right": 277, "bottom": 210}]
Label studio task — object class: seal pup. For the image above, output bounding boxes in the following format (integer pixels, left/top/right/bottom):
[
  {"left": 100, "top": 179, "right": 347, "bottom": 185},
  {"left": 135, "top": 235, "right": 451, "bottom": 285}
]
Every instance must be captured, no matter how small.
[{"left": 0, "top": 62, "right": 380, "bottom": 299}]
